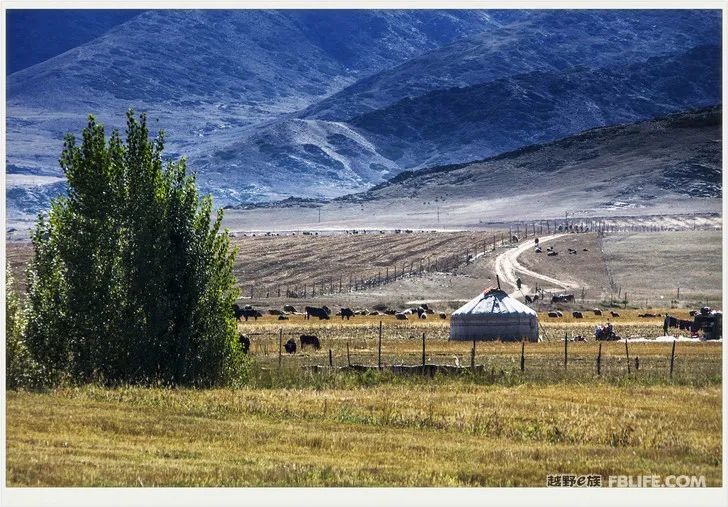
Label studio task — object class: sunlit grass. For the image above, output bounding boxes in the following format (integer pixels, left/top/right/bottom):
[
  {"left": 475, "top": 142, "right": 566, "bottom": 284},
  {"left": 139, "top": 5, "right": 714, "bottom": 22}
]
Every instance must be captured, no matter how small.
[{"left": 7, "top": 381, "right": 721, "bottom": 486}]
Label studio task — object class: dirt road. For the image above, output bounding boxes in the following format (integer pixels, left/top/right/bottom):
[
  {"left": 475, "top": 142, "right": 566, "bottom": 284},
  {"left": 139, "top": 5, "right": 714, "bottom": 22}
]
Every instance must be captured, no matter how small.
[{"left": 494, "top": 233, "right": 578, "bottom": 297}]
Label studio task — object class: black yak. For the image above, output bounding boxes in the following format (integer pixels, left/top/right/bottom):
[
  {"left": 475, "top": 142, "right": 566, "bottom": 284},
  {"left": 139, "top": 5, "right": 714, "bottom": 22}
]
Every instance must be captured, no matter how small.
[
  {"left": 238, "top": 333, "right": 250, "bottom": 354},
  {"left": 285, "top": 338, "right": 297, "bottom": 354},
  {"left": 300, "top": 334, "right": 321, "bottom": 350},
  {"left": 305, "top": 306, "right": 331, "bottom": 320}
]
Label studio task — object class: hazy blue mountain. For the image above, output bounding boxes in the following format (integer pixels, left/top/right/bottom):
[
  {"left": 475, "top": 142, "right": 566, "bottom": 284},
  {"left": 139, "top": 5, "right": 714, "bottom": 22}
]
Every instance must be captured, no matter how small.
[
  {"left": 5, "top": 9, "right": 722, "bottom": 224},
  {"left": 6, "top": 9, "right": 145, "bottom": 73},
  {"left": 303, "top": 10, "right": 721, "bottom": 121},
  {"left": 348, "top": 45, "right": 722, "bottom": 169},
  {"left": 203, "top": 10, "right": 721, "bottom": 203},
  {"left": 7, "top": 9, "right": 497, "bottom": 221}
]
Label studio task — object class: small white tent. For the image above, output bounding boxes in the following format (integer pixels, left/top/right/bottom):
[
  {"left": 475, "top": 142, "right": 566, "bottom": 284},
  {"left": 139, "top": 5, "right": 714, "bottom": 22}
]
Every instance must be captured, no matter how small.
[{"left": 449, "top": 288, "right": 539, "bottom": 342}]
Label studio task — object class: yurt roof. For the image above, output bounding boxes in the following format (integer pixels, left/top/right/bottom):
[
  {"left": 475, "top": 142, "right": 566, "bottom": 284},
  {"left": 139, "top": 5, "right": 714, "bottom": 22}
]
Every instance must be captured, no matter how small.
[{"left": 452, "top": 288, "right": 536, "bottom": 316}]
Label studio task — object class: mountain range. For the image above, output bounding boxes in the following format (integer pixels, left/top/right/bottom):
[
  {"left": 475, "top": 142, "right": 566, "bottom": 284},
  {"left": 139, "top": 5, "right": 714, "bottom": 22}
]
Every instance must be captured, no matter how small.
[{"left": 5, "top": 9, "right": 722, "bottom": 224}]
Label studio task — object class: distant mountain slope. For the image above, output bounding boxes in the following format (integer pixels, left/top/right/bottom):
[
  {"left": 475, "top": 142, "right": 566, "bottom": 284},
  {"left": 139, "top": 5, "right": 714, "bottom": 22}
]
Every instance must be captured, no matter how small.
[
  {"left": 303, "top": 10, "right": 721, "bottom": 121},
  {"left": 6, "top": 10, "right": 723, "bottom": 223},
  {"left": 193, "top": 118, "right": 401, "bottom": 202},
  {"left": 344, "top": 107, "right": 722, "bottom": 207},
  {"left": 6, "top": 9, "right": 145, "bottom": 73},
  {"left": 8, "top": 10, "right": 494, "bottom": 112},
  {"left": 349, "top": 45, "right": 721, "bottom": 169},
  {"left": 7, "top": 9, "right": 496, "bottom": 213},
  {"left": 192, "top": 45, "right": 720, "bottom": 201}
]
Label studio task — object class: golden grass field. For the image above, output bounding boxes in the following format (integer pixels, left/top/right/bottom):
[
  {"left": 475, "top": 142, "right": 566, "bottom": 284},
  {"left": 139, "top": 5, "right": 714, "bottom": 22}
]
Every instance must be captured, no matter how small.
[
  {"left": 6, "top": 310, "right": 722, "bottom": 487},
  {"left": 6, "top": 381, "right": 721, "bottom": 486}
]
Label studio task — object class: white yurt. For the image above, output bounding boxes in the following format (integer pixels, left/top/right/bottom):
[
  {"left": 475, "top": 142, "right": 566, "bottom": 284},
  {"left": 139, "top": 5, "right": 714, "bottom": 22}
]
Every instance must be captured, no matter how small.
[{"left": 449, "top": 288, "right": 540, "bottom": 342}]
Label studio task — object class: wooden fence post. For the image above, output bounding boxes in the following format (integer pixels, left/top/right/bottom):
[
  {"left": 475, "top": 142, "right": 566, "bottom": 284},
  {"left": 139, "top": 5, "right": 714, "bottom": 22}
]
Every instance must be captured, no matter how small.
[
  {"left": 520, "top": 339, "right": 525, "bottom": 372},
  {"left": 422, "top": 332, "right": 426, "bottom": 367},
  {"left": 378, "top": 320, "right": 382, "bottom": 369},
  {"left": 329, "top": 349, "right": 333, "bottom": 368},
  {"left": 670, "top": 340, "right": 676, "bottom": 377},
  {"left": 278, "top": 329, "right": 282, "bottom": 369},
  {"left": 625, "top": 339, "right": 630, "bottom": 375},
  {"left": 597, "top": 342, "right": 602, "bottom": 375},
  {"left": 471, "top": 339, "right": 476, "bottom": 371},
  {"left": 635, "top": 356, "right": 640, "bottom": 371},
  {"left": 564, "top": 332, "right": 568, "bottom": 369}
]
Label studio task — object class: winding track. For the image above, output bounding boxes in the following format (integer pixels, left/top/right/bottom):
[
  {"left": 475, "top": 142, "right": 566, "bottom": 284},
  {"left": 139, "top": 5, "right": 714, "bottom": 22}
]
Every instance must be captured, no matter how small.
[{"left": 494, "top": 233, "right": 579, "bottom": 297}]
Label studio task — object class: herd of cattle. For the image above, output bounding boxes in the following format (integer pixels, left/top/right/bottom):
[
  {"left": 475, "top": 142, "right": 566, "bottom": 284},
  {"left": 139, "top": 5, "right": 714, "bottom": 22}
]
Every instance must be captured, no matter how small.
[
  {"left": 547, "top": 308, "right": 622, "bottom": 319},
  {"left": 232, "top": 303, "right": 448, "bottom": 322}
]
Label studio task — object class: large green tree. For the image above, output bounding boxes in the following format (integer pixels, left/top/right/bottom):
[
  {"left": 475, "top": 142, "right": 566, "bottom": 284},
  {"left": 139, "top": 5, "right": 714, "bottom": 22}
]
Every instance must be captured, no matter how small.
[{"left": 24, "top": 111, "right": 241, "bottom": 386}]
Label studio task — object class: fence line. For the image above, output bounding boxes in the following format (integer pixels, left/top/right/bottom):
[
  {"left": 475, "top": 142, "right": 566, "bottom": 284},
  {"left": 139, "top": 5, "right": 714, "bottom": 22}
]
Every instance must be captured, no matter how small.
[{"left": 244, "top": 324, "right": 715, "bottom": 379}]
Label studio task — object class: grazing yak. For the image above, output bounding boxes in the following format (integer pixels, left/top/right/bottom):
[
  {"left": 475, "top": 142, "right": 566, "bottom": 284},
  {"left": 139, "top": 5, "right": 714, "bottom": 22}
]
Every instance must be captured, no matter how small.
[
  {"left": 284, "top": 338, "right": 297, "bottom": 354},
  {"left": 340, "top": 308, "right": 355, "bottom": 320},
  {"left": 283, "top": 305, "right": 297, "bottom": 314},
  {"left": 547, "top": 251, "right": 558, "bottom": 256},
  {"left": 592, "top": 309, "right": 602, "bottom": 316},
  {"left": 238, "top": 333, "right": 251, "bottom": 354},
  {"left": 384, "top": 309, "right": 397, "bottom": 315},
  {"left": 300, "top": 334, "right": 321, "bottom": 350},
  {"left": 439, "top": 312, "right": 447, "bottom": 319},
  {"left": 419, "top": 312, "right": 427, "bottom": 320},
  {"left": 278, "top": 315, "right": 289, "bottom": 320},
  {"left": 572, "top": 311, "right": 583, "bottom": 319},
  {"left": 305, "top": 306, "right": 331, "bottom": 320},
  {"left": 548, "top": 311, "right": 561, "bottom": 318},
  {"left": 233, "top": 304, "right": 262, "bottom": 321},
  {"left": 268, "top": 309, "right": 284, "bottom": 316},
  {"left": 395, "top": 312, "right": 408, "bottom": 320},
  {"left": 610, "top": 311, "right": 620, "bottom": 318}
]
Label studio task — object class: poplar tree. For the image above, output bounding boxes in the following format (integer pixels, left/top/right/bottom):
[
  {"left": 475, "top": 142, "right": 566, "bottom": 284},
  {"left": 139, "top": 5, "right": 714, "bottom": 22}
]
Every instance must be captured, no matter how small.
[{"left": 23, "top": 111, "right": 242, "bottom": 386}]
